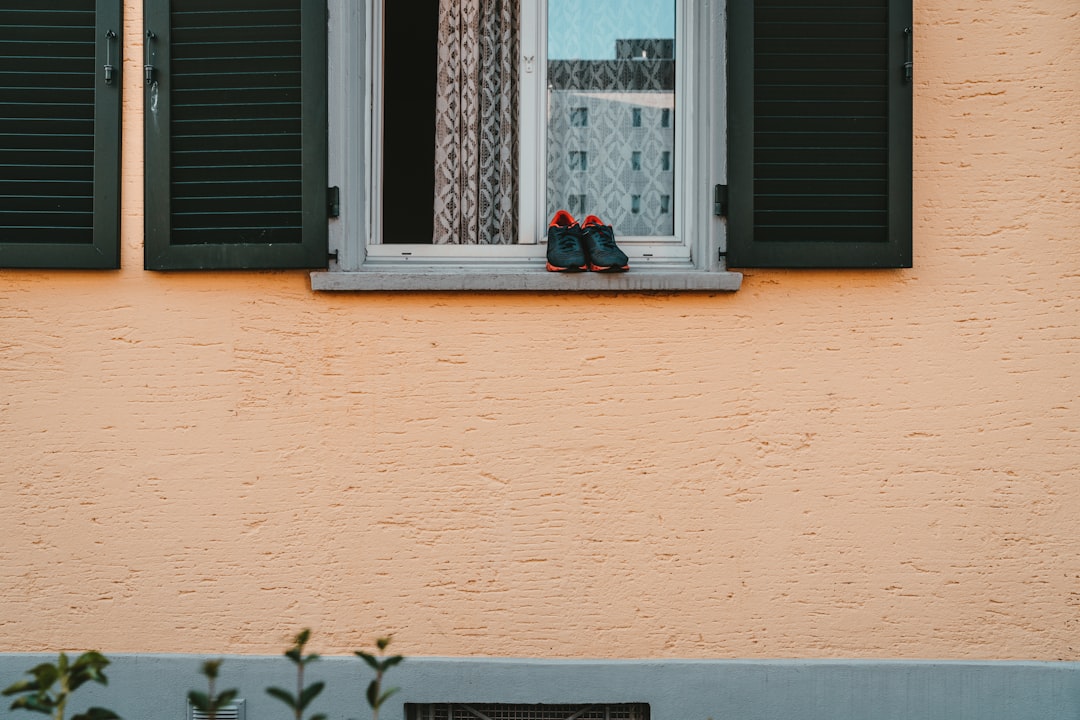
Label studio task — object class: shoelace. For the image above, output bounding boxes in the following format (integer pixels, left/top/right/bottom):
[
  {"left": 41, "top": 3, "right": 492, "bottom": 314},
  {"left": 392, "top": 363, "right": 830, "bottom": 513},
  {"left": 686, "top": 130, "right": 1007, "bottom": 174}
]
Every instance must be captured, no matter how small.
[
  {"left": 554, "top": 228, "right": 580, "bottom": 251},
  {"left": 583, "top": 225, "right": 616, "bottom": 250}
]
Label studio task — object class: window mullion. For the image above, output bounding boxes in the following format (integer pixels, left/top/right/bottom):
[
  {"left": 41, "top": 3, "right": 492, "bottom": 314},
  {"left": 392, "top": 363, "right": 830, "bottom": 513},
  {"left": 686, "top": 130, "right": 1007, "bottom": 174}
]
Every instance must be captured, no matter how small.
[{"left": 517, "top": 0, "right": 545, "bottom": 245}]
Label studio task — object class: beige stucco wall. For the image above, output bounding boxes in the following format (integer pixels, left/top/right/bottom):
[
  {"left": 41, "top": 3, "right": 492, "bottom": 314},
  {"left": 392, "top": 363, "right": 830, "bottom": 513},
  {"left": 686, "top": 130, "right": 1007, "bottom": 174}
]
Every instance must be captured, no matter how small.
[{"left": 1, "top": 0, "right": 1077, "bottom": 660}]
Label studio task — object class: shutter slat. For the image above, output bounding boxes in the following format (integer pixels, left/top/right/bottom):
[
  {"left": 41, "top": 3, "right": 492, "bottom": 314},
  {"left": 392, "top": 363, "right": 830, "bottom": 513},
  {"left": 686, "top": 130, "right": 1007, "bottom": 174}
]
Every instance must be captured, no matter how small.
[{"left": 0, "top": 196, "right": 94, "bottom": 212}]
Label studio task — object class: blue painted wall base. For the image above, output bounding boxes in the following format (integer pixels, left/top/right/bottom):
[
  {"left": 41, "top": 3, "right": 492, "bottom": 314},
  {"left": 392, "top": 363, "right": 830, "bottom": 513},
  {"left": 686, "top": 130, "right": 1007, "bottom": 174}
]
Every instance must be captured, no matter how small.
[{"left": 0, "top": 656, "right": 1077, "bottom": 720}]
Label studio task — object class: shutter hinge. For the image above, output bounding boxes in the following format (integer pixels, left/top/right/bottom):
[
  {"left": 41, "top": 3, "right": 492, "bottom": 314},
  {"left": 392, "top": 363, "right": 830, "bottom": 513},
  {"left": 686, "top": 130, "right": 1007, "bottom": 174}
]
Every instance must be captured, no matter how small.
[
  {"left": 713, "top": 184, "right": 728, "bottom": 217},
  {"left": 327, "top": 250, "right": 339, "bottom": 263},
  {"left": 327, "top": 186, "right": 340, "bottom": 218}
]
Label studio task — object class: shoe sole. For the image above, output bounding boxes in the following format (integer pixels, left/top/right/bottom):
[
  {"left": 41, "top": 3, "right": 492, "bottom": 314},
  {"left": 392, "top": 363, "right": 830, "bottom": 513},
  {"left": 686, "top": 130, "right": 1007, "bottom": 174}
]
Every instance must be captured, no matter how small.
[
  {"left": 546, "top": 262, "right": 587, "bottom": 272},
  {"left": 588, "top": 263, "right": 629, "bottom": 272}
]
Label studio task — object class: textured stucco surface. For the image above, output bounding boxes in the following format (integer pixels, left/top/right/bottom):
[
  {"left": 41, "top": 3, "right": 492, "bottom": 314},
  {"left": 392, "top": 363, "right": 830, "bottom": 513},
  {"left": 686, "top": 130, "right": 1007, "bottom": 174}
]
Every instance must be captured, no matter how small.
[{"left": 1, "top": 0, "right": 1078, "bottom": 660}]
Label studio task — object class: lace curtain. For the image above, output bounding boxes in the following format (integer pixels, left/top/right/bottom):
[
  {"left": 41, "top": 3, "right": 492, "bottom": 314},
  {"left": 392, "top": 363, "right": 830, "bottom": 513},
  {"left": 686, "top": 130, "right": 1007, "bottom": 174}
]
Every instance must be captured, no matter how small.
[{"left": 432, "top": 0, "right": 519, "bottom": 245}]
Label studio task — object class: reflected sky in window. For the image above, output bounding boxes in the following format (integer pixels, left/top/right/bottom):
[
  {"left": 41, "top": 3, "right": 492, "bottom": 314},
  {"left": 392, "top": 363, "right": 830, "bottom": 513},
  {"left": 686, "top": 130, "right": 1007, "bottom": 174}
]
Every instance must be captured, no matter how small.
[{"left": 548, "top": 0, "right": 675, "bottom": 60}]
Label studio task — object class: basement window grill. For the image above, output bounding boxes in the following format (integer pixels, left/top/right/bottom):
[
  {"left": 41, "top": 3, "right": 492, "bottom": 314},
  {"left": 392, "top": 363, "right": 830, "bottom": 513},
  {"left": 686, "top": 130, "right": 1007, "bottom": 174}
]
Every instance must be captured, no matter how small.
[
  {"left": 189, "top": 699, "right": 245, "bottom": 720},
  {"left": 408, "top": 703, "right": 650, "bottom": 720}
]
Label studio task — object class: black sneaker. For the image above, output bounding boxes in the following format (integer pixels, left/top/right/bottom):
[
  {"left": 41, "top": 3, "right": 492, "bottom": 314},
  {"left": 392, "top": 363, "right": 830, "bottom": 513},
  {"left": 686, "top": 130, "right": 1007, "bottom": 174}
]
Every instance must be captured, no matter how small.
[
  {"left": 580, "top": 215, "right": 629, "bottom": 272},
  {"left": 545, "top": 209, "right": 586, "bottom": 272}
]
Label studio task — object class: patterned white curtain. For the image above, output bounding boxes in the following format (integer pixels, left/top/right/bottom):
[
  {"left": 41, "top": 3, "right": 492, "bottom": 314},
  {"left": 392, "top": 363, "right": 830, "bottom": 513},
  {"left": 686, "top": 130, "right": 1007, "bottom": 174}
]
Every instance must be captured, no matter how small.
[{"left": 432, "top": 0, "right": 519, "bottom": 245}]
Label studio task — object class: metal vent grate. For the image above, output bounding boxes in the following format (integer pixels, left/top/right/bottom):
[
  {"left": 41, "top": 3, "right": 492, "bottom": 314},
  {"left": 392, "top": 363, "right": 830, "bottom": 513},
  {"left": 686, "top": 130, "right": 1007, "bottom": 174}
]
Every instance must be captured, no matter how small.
[
  {"left": 189, "top": 699, "right": 245, "bottom": 720},
  {"left": 408, "top": 703, "right": 649, "bottom": 720}
]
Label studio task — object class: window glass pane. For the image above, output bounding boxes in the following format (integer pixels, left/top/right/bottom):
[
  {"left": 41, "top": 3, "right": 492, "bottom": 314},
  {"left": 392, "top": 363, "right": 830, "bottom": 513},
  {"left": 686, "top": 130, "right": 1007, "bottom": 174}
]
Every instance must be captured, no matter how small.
[
  {"left": 568, "top": 193, "right": 586, "bottom": 216},
  {"left": 546, "top": 0, "right": 675, "bottom": 237}
]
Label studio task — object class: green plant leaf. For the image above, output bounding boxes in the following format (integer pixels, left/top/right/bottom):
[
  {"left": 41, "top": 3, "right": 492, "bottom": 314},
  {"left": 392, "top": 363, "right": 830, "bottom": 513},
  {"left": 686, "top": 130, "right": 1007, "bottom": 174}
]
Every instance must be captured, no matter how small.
[
  {"left": 188, "top": 690, "right": 210, "bottom": 712},
  {"left": 354, "top": 653, "right": 379, "bottom": 672},
  {"left": 375, "top": 637, "right": 392, "bottom": 652},
  {"left": 29, "top": 663, "right": 60, "bottom": 690},
  {"left": 3, "top": 678, "right": 42, "bottom": 696},
  {"left": 285, "top": 649, "right": 302, "bottom": 664},
  {"left": 302, "top": 653, "right": 321, "bottom": 666},
  {"left": 68, "top": 661, "right": 109, "bottom": 694},
  {"left": 310, "top": 714, "right": 328, "bottom": 720},
  {"left": 217, "top": 689, "right": 239, "bottom": 708},
  {"left": 9, "top": 694, "right": 56, "bottom": 715},
  {"left": 72, "top": 651, "right": 110, "bottom": 672},
  {"left": 366, "top": 680, "right": 378, "bottom": 709},
  {"left": 266, "top": 686, "right": 297, "bottom": 709},
  {"left": 381, "top": 656, "right": 404, "bottom": 670},
  {"left": 298, "top": 681, "right": 324, "bottom": 711},
  {"left": 376, "top": 687, "right": 400, "bottom": 708}
]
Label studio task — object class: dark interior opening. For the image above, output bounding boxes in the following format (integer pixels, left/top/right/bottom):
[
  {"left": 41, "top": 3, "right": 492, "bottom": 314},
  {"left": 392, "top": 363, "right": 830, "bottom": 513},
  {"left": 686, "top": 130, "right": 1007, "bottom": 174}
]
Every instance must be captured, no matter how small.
[{"left": 381, "top": 1, "right": 439, "bottom": 243}]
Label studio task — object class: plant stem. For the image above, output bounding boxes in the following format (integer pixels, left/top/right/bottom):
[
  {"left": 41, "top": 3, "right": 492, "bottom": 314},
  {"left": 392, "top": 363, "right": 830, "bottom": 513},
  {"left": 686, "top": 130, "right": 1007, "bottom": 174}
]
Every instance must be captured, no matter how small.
[
  {"left": 55, "top": 671, "right": 69, "bottom": 720},
  {"left": 296, "top": 661, "right": 303, "bottom": 720}
]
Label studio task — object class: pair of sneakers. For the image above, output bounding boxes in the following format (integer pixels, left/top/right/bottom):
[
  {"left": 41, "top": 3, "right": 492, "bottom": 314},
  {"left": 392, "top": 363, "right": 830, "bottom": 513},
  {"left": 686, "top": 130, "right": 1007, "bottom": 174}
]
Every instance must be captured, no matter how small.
[{"left": 545, "top": 210, "right": 629, "bottom": 273}]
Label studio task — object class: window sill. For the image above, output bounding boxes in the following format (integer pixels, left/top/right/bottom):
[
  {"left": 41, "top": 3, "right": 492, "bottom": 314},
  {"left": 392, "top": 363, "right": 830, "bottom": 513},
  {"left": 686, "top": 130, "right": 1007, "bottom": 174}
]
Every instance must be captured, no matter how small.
[{"left": 310, "top": 266, "right": 742, "bottom": 292}]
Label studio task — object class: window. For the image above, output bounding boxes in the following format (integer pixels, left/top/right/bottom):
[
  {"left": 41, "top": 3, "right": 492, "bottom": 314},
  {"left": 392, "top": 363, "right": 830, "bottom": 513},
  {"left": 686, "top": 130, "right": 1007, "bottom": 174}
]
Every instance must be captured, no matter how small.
[
  {"left": 0, "top": 0, "right": 122, "bottom": 269},
  {"left": 332, "top": 0, "right": 703, "bottom": 282},
  {"left": 314, "top": 0, "right": 911, "bottom": 290},
  {"left": 631, "top": 151, "right": 642, "bottom": 172}
]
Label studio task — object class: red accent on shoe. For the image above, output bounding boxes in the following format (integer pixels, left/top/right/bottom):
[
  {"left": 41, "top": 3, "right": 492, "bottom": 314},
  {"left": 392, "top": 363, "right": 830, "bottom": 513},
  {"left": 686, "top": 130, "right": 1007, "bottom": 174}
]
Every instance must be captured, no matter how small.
[
  {"left": 549, "top": 209, "right": 577, "bottom": 228},
  {"left": 546, "top": 261, "right": 586, "bottom": 272},
  {"left": 580, "top": 214, "right": 605, "bottom": 228}
]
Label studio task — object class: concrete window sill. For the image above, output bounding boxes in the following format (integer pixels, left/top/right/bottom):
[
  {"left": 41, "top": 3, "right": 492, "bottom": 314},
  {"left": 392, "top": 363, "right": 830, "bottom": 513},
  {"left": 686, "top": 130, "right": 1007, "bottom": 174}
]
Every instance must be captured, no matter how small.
[{"left": 310, "top": 267, "right": 743, "bottom": 292}]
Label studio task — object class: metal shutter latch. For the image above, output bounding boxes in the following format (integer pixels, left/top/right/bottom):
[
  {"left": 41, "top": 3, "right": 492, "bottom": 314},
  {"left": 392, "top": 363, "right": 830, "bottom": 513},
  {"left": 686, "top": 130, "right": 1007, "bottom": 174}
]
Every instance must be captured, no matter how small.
[
  {"left": 904, "top": 27, "right": 913, "bottom": 82},
  {"left": 104, "top": 30, "right": 117, "bottom": 84},
  {"left": 145, "top": 30, "right": 157, "bottom": 84}
]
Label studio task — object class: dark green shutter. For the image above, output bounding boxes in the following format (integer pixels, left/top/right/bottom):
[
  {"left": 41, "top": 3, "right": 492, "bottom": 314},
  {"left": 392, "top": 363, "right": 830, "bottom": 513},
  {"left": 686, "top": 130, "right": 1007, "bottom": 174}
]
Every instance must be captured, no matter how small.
[
  {"left": 0, "top": 1, "right": 122, "bottom": 269},
  {"left": 144, "top": 0, "right": 327, "bottom": 270},
  {"left": 726, "top": 0, "right": 912, "bottom": 268}
]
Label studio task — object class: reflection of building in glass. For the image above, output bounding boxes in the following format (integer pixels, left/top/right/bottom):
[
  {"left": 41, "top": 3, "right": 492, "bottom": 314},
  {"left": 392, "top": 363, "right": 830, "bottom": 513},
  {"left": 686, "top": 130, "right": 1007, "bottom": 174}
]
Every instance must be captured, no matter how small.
[{"left": 547, "top": 38, "right": 674, "bottom": 237}]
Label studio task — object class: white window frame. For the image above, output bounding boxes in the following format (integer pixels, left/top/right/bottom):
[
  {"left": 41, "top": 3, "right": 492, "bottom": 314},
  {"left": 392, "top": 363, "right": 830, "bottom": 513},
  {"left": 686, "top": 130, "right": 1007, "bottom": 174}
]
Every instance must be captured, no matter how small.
[{"left": 314, "top": 0, "right": 741, "bottom": 291}]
